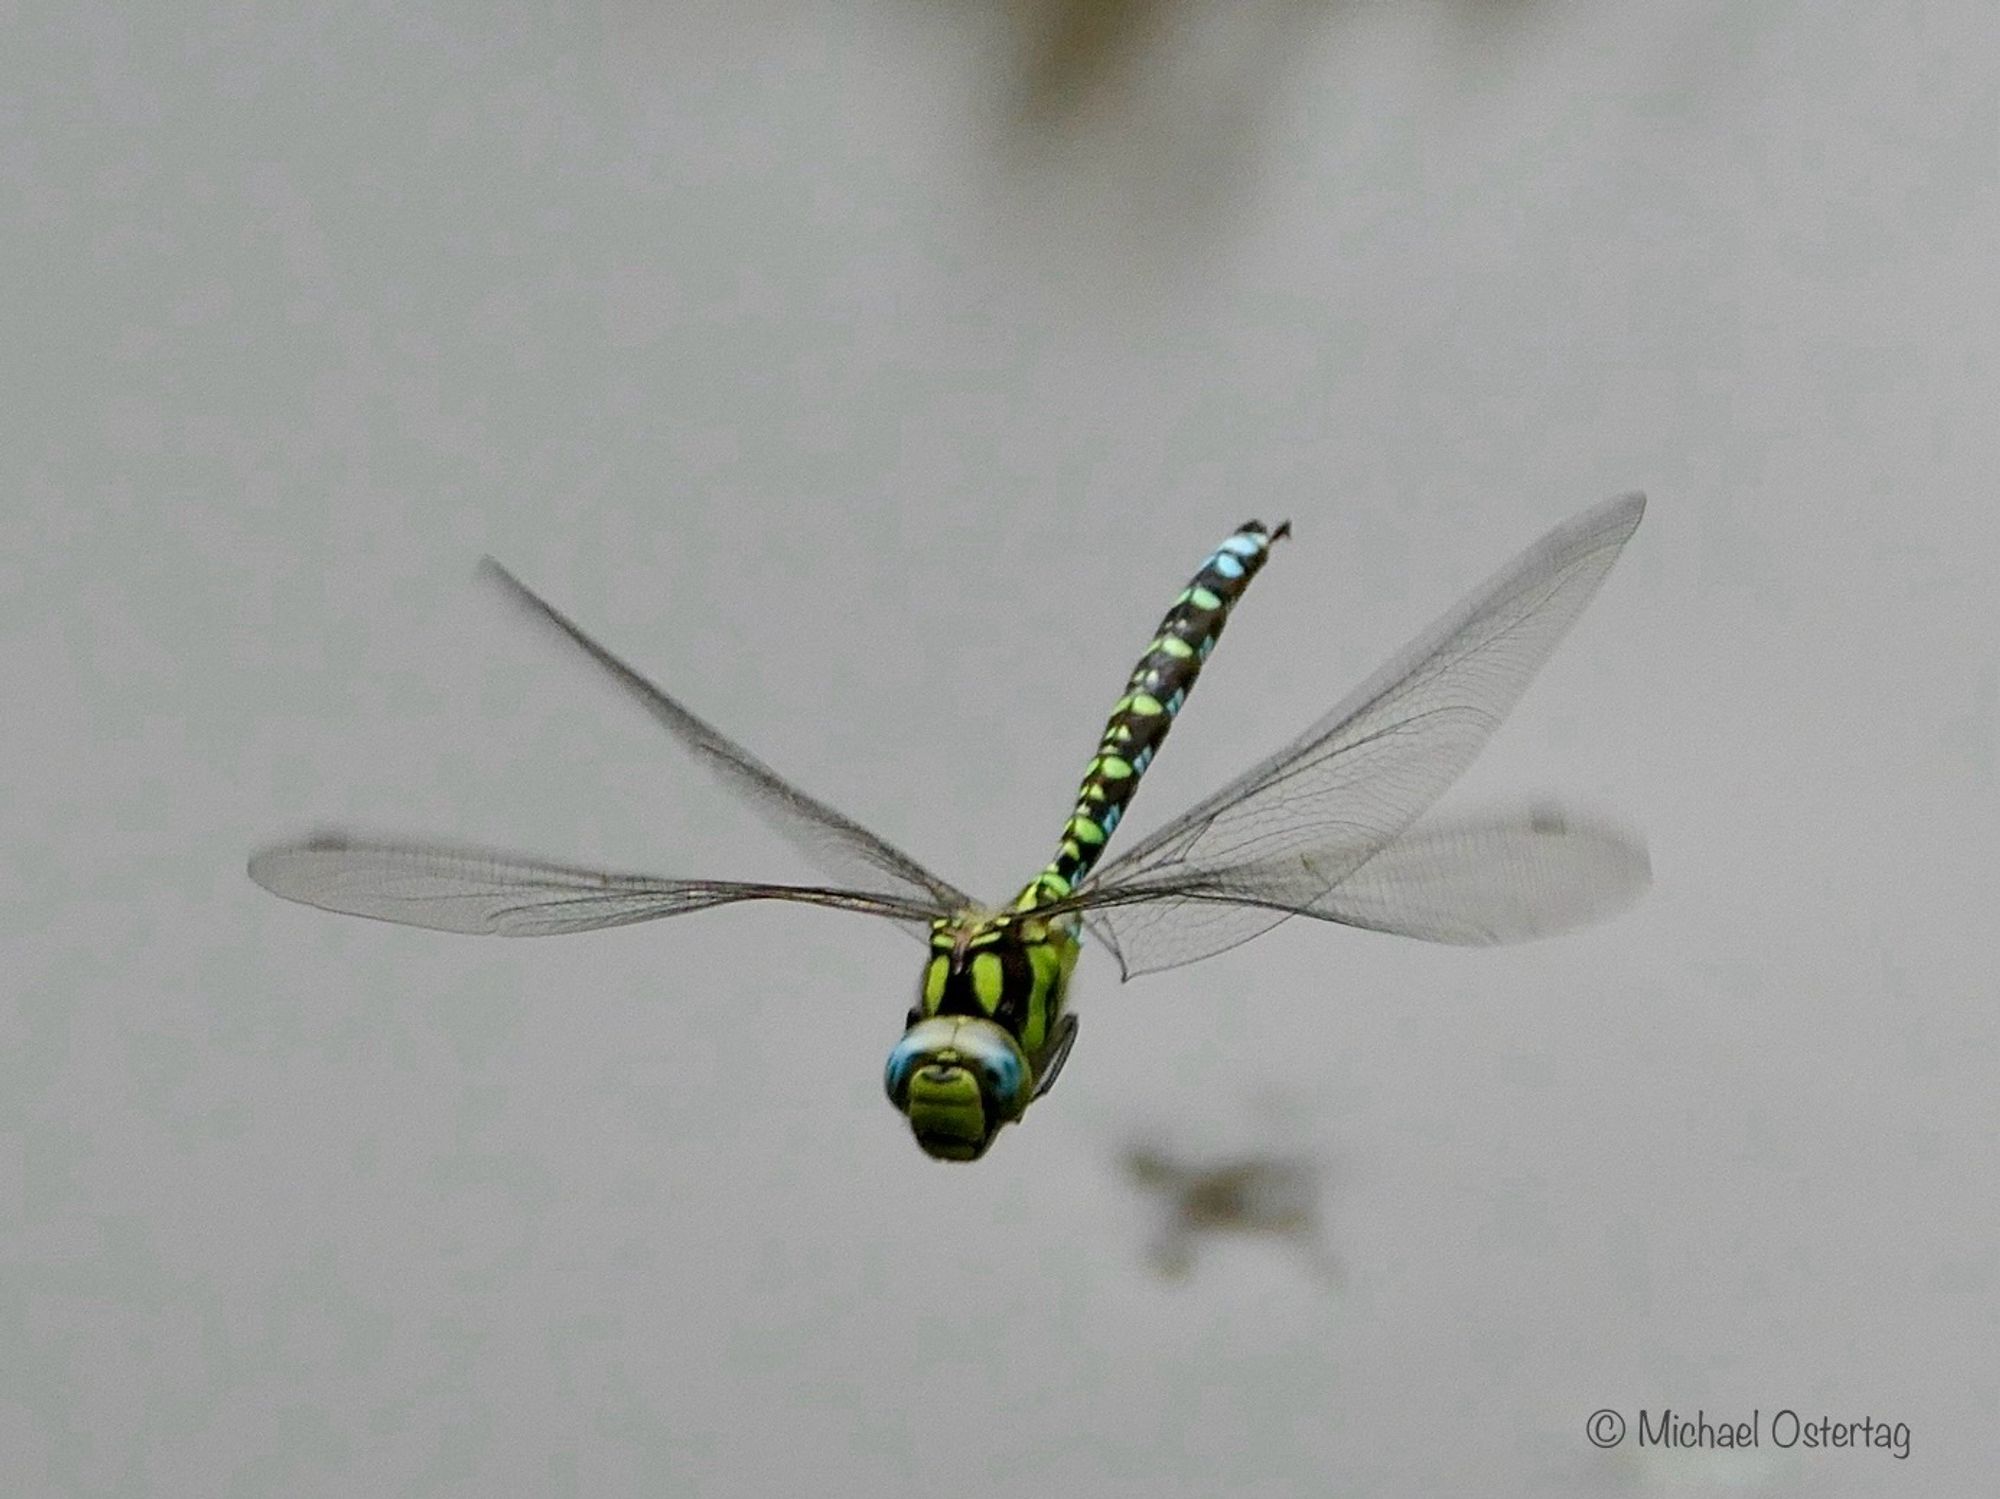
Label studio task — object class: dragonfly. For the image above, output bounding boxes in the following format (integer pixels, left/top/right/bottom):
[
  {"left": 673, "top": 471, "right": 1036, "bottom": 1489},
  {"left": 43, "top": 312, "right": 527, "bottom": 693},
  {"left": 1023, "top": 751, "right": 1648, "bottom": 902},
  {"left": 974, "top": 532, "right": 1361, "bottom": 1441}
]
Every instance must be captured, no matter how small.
[{"left": 250, "top": 492, "right": 1649, "bottom": 1162}]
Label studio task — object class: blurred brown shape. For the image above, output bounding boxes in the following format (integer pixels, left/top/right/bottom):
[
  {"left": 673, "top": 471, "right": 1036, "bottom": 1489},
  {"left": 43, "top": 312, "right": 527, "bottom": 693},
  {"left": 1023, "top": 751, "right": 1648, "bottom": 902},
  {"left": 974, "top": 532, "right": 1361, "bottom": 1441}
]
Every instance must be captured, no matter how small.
[
  {"left": 1122, "top": 1141, "right": 1340, "bottom": 1285},
  {"left": 1002, "top": 0, "right": 1177, "bottom": 125}
]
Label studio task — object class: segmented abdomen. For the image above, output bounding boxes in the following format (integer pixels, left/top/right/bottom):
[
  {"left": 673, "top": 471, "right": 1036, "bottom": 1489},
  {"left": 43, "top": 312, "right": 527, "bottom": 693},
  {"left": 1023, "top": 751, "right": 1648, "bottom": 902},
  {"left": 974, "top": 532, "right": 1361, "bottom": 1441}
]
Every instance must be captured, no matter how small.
[{"left": 1018, "top": 518, "right": 1291, "bottom": 908}]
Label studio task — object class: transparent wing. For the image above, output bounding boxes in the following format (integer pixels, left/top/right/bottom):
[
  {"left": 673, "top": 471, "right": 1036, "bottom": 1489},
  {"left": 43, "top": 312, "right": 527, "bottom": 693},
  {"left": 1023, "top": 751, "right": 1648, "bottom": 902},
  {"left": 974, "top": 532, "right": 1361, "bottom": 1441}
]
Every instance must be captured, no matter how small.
[
  {"left": 249, "top": 832, "right": 946, "bottom": 937},
  {"left": 1055, "top": 803, "right": 1648, "bottom": 972},
  {"left": 1057, "top": 493, "right": 1645, "bottom": 977},
  {"left": 479, "top": 559, "right": 972, "bottom": 918},
  {"left": 1289, "top": 803, "right": 1648, "bottom": 943}
]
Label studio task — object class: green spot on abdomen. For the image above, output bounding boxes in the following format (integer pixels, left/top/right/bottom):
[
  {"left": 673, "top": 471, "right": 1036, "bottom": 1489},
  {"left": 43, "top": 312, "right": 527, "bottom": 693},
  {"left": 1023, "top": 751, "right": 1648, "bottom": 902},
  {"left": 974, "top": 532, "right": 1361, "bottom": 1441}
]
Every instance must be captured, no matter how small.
[{"left": 1022, "top": 520, "right": 1284, "bottom": 918}]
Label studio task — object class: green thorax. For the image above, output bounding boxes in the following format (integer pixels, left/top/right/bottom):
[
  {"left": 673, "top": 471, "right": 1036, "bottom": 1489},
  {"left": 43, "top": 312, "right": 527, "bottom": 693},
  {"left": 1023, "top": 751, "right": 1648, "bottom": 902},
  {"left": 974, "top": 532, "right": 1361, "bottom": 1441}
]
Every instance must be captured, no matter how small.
[{"left": 919, "top": 908, "right": 1080, "bottom": 1064}]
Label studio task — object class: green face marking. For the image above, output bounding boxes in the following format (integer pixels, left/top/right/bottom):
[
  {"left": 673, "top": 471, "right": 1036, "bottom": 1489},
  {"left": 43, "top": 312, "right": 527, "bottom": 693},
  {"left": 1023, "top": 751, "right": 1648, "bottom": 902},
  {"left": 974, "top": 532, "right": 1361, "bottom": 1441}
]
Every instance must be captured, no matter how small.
[{"left": 906, "top": 1066, "right": 989, "bottom": 1160}]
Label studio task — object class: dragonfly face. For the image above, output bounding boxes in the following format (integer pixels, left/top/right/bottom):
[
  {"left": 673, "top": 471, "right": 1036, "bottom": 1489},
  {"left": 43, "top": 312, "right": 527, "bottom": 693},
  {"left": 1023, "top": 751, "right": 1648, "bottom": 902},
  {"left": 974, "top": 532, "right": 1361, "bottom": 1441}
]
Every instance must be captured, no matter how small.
[{"left": 884, "top": 1016, "right": 1032, "bottom": 1161}]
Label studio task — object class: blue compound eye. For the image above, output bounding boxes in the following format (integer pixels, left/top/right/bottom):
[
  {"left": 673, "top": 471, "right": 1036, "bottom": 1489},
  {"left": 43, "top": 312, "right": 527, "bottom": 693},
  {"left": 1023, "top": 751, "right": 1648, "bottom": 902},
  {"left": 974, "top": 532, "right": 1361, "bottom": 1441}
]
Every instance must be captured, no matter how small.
[
  {"left": 883, "top": 1036, "right": 930, "bottom": 1105},
  {"left": 884, "top": 1018, "right": 958, "bottom": 1105},
  {"left": 965, "top": 1036, "right": 1027, "bottom": 1114}
]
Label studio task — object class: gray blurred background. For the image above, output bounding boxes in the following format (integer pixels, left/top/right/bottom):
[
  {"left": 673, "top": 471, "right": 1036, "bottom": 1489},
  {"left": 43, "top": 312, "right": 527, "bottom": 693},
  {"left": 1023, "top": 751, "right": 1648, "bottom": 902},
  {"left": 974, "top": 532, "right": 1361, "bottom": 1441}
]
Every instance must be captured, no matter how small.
[{"left": 4, "top": 2, "right": 1996, "bottom": 1495}]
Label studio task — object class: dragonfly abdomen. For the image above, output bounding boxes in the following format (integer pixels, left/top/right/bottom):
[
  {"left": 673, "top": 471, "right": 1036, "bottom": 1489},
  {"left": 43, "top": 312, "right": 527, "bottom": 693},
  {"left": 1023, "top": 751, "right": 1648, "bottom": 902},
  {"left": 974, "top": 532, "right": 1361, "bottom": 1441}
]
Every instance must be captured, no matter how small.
[{"left": 1019, "top": 519, "right": 1291, "bottom": 908}]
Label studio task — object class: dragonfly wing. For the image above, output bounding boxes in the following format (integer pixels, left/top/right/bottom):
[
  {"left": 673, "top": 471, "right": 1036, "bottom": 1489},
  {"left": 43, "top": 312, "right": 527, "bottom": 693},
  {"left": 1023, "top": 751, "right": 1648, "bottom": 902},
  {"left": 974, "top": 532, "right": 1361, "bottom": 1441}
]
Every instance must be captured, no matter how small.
[
  {"left": 1067, "top": 493, "right": 1645, "bottom": 977},
  {"left": 1273, "top": 802, "right": 1648, "bottom": 945},
  {"left": 249, "top": 832, "right": 945, "bottom": 937},
  {"left": 1063, "top": 886, "right": 1288, "bottom": 978},
  {"left": 1067, "top": 804, "right": 1647, "bottom": 974},
  {"left": 1080, "top": 911, "right": 1122, "bottom": 955},
  {"left": 479, "top": 559, "right": 972, "bottom": 916}
]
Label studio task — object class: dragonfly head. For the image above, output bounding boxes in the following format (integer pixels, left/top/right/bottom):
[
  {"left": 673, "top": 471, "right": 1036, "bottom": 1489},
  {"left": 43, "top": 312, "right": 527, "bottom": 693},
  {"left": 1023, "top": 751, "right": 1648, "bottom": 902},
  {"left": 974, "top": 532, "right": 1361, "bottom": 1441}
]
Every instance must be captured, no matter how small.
[{"left": 883, "top": 1016, "right": 1032, "bottom": 1162}]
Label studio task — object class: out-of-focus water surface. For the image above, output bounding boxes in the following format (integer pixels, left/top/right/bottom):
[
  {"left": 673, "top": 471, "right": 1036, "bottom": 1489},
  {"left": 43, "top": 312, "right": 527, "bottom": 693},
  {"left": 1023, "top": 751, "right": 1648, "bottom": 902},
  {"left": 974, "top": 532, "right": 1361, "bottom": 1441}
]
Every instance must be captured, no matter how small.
[{"left": 4, "top": 2, "right": 1994, "bottom": 1494}]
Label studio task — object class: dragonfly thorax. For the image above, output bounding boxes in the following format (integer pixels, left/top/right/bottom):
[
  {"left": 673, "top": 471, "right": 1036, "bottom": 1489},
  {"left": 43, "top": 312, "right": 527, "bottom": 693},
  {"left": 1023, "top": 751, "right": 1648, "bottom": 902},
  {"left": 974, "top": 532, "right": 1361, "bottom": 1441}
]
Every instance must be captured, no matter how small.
[{"left": 918, "top": 909, "right": 1078, "bottom": 1045}]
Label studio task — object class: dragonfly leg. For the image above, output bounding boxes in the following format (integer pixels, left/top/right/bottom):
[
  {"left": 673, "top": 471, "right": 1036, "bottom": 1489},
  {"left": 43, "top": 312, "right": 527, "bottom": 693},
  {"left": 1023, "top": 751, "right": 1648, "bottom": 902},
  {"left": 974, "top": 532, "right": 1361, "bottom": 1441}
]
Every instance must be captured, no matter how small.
[{"left": 1031, "top": 1014, "right": 1080, "bottom": 1100}]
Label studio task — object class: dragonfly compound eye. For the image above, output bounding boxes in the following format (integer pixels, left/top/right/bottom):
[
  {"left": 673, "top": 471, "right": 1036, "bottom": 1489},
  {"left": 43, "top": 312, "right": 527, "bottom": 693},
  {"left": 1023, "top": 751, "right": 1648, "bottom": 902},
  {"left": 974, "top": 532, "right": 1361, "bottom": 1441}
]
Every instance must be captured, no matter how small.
[
  {"left": 969, "top": 1045, "right": 1026, "bottom": 1118},
  {"left": 883, "top": 1017, "right": 960, "bottom": 1107}
]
